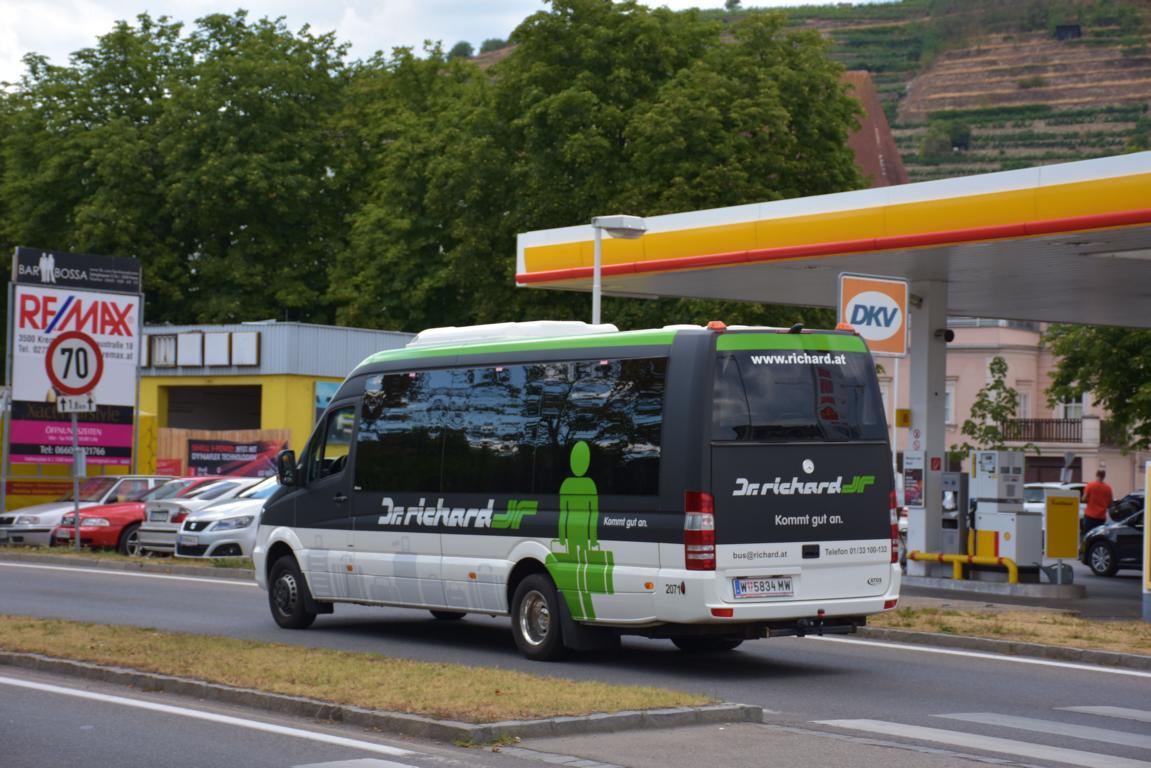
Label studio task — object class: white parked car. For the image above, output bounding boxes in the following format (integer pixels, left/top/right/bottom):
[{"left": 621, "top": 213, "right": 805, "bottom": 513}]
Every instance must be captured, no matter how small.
[
  {"left": 1022, "top": 482, "right": 1085, "bottom": 516},
  {"left": 0, "top": 475, "right": 172, "bottom": 547},
  {"left": 175, "top": 477, "right": 280, "bottom": 559},
  {"left": 137, "top": 477, "right": 260, "bottom": 555}
]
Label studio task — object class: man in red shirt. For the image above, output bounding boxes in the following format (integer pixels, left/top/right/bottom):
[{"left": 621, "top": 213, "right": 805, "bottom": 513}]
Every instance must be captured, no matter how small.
[{"left": 1081, "top": 469, "right": 1113, "bottom": 539}]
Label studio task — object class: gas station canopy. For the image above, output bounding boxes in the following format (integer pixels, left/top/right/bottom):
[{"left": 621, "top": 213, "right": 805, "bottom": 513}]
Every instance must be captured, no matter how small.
[{"left": 516, "top": 153, "right": 1151, "bottom": 328}]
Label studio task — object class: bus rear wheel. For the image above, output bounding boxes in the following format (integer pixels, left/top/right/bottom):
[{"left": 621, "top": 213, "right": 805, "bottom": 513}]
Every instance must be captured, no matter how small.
[
  {"left": 511, "top": 573, "right": 568, "bottom": 661},
  {"left": 269, "top": 556, "right": 317, "bottom": 629},
  {"left": 671, "top": 636, "right": 743, "bottom": 652}
]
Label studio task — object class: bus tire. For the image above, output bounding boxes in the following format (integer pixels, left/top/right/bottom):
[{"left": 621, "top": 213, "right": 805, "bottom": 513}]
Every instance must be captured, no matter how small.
[
  {"left": 430, "top": 610, "right": 466, "bottom": 621},
  {"left": 671, "top": 636, "right": 743, "bottom": 652},
  {"left": 511, "top": 573, "right": 568, "bottom": 661},
  {"left": 269, "top": 555, "right": 317, "bottom": 629}
]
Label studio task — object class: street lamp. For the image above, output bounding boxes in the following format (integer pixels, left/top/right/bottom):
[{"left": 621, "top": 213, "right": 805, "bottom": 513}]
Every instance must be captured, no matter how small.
[{"left": 591, "top": 214, "right": 647, "bottom": 325}]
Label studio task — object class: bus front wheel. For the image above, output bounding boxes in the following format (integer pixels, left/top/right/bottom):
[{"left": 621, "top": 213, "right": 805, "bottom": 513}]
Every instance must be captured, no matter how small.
[
  {"left": 511, "top": 573, "right": 568, "bottom": 661},
  {"left": 269, "top": 556, "right": 317, "bottom": 629}
]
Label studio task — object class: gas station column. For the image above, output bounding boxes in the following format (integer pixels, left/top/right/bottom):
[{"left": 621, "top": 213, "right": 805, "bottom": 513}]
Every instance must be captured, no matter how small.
[{"left": 905, "top": 280, "right": 948, "bottom": 576}]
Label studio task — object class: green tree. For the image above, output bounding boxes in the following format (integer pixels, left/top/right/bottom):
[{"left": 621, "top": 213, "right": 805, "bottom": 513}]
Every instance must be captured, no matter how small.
[
  {"left": 1045, "top": 325, "right": 1151, "bottom": 450},
  {"left": 448, "top": 40, "right": 474, "bottom": 59},
  {"left": 479, "top": 38, "right": 508, "bottom": 53},
  {"left": 954, "top": 356, "right": 1022, "bottom": 452},
  {"left": 0, "top": 15, "right": 188, "bottom": 315},
  {"left": 0, "top": 12, "right": 350, "bottom": 325},
  {"left": 155, "top": 12, "right": 348, "bottom": 323},
  {"left": 919, "top": 120, "right": 970, "bottom": 160},
  {"left": 3, "top": 2, "right": 863, "bottom": 340},
  {"left": 327, "top": 46, "right": 506, "bottom": 331}
]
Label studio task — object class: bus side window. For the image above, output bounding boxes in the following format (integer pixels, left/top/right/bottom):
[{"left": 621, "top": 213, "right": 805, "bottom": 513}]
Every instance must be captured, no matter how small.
[{"left": 305, "top": 405, "right": 355, "bottom": 483}]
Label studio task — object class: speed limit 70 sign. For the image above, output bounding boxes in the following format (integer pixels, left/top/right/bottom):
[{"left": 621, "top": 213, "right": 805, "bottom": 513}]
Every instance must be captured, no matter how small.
[{"left": 45, "top": 331, "right": 104, "bottom": 396}]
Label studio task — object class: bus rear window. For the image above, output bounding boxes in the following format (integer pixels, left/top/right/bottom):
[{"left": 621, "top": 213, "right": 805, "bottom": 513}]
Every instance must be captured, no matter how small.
[{"left": 712, "top": 348, "right": 887, "bottom": 442}]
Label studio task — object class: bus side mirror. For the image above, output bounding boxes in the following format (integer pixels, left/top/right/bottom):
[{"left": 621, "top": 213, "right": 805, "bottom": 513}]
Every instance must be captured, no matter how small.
[{"left": 277, "top": 450, "right": 299, "bottom": 487}]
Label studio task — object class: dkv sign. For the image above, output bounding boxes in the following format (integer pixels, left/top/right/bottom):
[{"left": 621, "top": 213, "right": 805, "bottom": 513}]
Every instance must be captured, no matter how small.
[{"left": 838, "top": 274, "right": 908, "bottom": 356}]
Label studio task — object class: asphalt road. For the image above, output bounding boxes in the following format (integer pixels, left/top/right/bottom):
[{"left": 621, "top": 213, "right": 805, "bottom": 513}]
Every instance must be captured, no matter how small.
[
  {"left": 1, "top": 560, "right": 1148, "bottom": 768},
  {"left": 0, "top": 666, "right": 547, "bottom": 768}
]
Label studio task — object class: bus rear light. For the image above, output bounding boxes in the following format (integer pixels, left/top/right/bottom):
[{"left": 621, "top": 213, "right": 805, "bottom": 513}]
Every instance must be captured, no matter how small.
[
  {"left": 684, "top": 491, "right": 715, "bottom": 571},
  {"left": 711, "top": 607, "right": 733, "bottom": 618},
  {"left": 889, "top": 490, "right": 900, "bottom": 564}
]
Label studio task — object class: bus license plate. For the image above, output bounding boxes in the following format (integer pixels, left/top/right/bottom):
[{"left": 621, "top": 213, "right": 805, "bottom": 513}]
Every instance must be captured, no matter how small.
[{"left": 733, "top": 576, "right": 793, "bottom": 599}]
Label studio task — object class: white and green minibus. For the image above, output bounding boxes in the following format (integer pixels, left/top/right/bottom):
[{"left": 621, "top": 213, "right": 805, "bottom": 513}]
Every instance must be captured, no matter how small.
[{"left": 255, "top": 320, "right": 900, "bottom": 660}]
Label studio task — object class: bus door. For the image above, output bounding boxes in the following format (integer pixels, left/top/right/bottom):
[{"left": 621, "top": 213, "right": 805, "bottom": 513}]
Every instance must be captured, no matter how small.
[
  {"left": 294, "top": 402, "right": 356, "bottom": 600},
  {"left": 349, "top": 371, "right": 446, "bottom": 608}
]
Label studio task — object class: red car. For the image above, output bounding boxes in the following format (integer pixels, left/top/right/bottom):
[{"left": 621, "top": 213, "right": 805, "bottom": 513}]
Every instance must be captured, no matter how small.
[{"left": 52, "top": 477, "right": 224, "bottom": 556}]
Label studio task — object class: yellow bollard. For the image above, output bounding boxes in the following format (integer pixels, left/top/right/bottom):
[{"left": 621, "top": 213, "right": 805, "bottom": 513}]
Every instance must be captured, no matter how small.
[{"left": 909, "top": 550, "right": 1019, "bottom": 585}]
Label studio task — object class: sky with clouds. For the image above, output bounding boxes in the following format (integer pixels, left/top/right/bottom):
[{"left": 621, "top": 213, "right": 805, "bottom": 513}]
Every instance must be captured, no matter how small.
[{"left": 0, "top": 1, "right": 840, "bottom": 85}]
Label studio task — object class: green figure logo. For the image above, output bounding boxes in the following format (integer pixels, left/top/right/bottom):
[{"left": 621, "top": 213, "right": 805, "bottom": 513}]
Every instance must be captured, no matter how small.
[{"left": 545, "top": 441, "right": 615, "bottom": 620}]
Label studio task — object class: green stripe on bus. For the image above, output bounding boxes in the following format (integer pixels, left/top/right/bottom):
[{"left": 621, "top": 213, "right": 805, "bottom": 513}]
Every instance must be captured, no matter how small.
[
  {"left": 715, "top": 333, "right": 866, "bottom": 353},
  {"left": 358, "top": 330, "right": 677, "bottom": 367}
]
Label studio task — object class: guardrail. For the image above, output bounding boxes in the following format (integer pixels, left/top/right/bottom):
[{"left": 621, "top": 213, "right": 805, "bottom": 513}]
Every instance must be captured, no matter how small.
[{"left": 908, "top": 550, "right": 1019, "bottom": 585}]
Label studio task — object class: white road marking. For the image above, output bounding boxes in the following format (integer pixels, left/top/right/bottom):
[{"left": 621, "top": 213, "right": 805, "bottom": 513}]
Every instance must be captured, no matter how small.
[
  {"left": 0, "top": 675, "right": 414, "bottom": 757},
  {"left": 1060, "top": 706, "right": 1151, "bottom": 724},
  {"left": 816, "top": 719, "right": 1151, "bottom": 768},
  {"left": 811, "top": 635, "right": 1151, "bottom": 679},
  {"left": 938, "top": 712, "right": 1151, "bottom": 749},
  {"left": 0, "top": 561, "right": 256, "bottom": 587},
  {"left": 295, "top": 761, "right": 419, "bottom": 768}
]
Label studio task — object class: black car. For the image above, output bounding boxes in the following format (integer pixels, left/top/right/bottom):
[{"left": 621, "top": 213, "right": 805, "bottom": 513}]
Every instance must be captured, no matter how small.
[{"left": 1081, "top": 492, "right": 1144, "bottom": 577}]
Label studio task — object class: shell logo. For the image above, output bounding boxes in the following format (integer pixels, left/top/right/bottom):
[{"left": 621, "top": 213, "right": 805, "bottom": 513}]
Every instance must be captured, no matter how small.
[{"left": 838, "top": 274, "right": 908, "bottom": 356}]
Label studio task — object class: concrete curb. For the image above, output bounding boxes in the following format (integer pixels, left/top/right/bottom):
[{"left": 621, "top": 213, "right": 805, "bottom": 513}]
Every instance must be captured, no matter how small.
[
  {"left": 902, "top": 575, "right": 1087, "bottom": 599},
  {"left": 857, "top": 627, "right": 1151, "bottom": 671},
  {"left": 0, "top": 651, "right": 762, "bottom": 743}
]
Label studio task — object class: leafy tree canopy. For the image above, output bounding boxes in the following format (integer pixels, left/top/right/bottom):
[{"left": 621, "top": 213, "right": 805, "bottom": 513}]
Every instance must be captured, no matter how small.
[
  {"left": 1045, "top": 325, "right": 1151, "bottom": 450},
  {"left": 448, "top": 41, "right": 474, "bottom": 59},
  {"left": 2, "top": 1, "right": 865, "bottom": 343},
  {"left": 0, "top": 11, "right": 348, "bottom": 326}
]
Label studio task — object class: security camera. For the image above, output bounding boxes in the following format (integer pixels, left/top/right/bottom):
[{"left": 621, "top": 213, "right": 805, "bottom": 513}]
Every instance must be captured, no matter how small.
[{"left": 934, "top": 328, "right": 955, "bottom": 342}]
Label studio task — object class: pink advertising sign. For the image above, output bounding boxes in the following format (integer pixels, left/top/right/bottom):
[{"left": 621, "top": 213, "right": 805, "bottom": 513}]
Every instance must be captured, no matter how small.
[{"left": 10, "top": 283, "right": 140, "bottom": 466}]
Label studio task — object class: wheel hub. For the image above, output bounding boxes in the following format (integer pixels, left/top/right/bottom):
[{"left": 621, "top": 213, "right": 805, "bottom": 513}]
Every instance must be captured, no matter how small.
[
  {"left": 273, "top": 573, "right": 299, "bottom": 615},
  {"left": 519, "top": 589, "right": 550, "bottom": 647}
]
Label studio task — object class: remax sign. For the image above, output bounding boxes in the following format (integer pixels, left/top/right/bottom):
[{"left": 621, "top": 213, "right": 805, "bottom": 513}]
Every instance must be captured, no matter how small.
[{"left": 837, "top": 274, "right": 908, "bottom": 356}]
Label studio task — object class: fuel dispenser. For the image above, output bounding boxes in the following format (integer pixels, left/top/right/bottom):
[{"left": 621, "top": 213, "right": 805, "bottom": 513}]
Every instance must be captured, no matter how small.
[
  {"left": 970, "top": 450, "right": 1042, "bottom": 575},
  {"left": 940, "top": 472, "right": 969, "bottom": 555}
]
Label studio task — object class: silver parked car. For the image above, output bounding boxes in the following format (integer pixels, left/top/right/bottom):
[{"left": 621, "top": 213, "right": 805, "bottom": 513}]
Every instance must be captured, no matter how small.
[
  {"left": 0, "top": 475, "right": 172, "bottom": 547},
  {"left": 176, "top": 477, "right": 280, "bottom": 559},
  {"left": 137, "top": 477, "right": 260, "bottom": 555}
]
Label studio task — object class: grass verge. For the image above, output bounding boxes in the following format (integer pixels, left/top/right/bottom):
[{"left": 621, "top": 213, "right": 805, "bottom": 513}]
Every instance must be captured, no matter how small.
[
  {"left": 0, "top": 615, "right": 712, "bottom": 722},
  {"left": 871, "top": 606, "right": 1151, "bottom": 656},
  {"left": 0, "top": 544, "right": 251, "bottom": 570}
]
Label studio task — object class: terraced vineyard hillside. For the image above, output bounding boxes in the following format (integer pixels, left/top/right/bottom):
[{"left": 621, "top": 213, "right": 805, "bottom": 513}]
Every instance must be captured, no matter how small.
[
  {"left": 777, "top": 1, "right": 1151, "bottom": 183},
  {"left": 893, "top": 31, "right": 1151, "bottom": 181}
]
